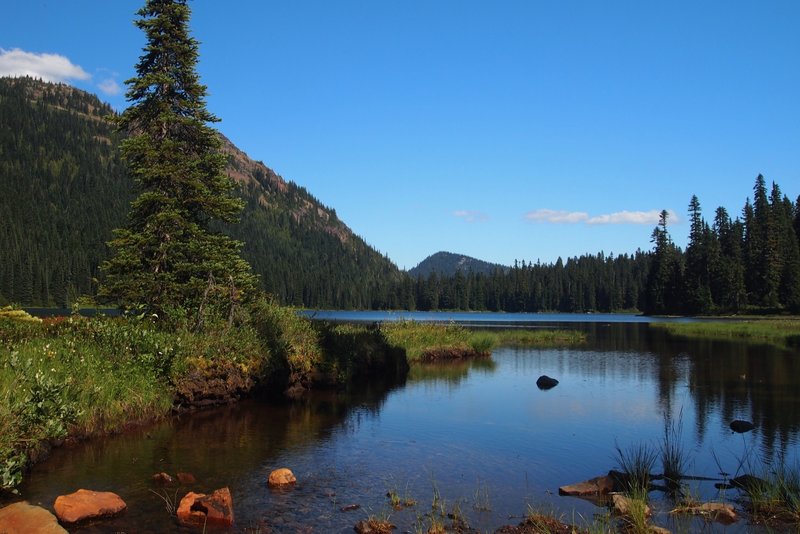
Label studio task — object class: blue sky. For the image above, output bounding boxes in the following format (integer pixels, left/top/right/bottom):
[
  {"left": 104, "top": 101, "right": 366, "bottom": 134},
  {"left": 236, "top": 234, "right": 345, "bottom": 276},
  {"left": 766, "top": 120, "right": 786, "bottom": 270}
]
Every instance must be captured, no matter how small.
[{"left": 2, "top": 1, "right": 798, "bottom": 269}]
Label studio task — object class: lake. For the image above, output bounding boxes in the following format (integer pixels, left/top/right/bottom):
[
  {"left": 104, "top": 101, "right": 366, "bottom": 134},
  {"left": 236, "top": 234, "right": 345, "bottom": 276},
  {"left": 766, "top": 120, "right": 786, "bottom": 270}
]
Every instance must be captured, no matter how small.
[{"left": 14, "top": 314, "right": 800, "bottom": 532}]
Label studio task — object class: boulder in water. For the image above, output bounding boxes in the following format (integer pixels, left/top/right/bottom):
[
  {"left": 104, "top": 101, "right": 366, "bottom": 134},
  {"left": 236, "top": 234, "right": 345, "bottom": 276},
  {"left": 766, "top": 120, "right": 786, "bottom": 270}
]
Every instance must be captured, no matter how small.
[{"left": 536, "top": 375, "right": 559, "bottom": 390}]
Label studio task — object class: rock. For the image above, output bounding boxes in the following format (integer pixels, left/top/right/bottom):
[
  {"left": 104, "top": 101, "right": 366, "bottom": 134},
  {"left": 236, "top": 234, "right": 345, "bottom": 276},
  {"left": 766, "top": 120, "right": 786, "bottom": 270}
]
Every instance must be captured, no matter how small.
[
  {"left": 177, "top": 472, "right": 197, "bottom": 485},
  {"left": 152, "top": 472, "right": 174, "bottom": 485},
  {"left": 611, "top": 493, "right": 650, "bottom": 517},
  {"left": 0, "top": 502, "right": 67, "bottom": 534},
  {"left": 53, "top": 489, "right": 127, "bottom": 524},
  {"left": 729, "top": 420, "right": 755, "bottom": 433},
  {"left": 494, "top": 513, "right": 575, "bottom": 534},
  {"left": 670, "top": 502, "right": 737, "bottom": 524},
  {"left": 340, "top": 504, "right": 361, "bottom": 512},
  {"left": 354, "top": 518, "right": 395, "bottom": 533},
  {"left": 536, "top": 375, "right": 559, "bottom": 390},
  {"left": 177, "top": 487, "right": 234, "bottom": 528},
  {"left": 559, "top": 474, "right": 615, "bottom": 496},
  {"left": 268, "top": 468, "right": 297, "bottom": 487}
]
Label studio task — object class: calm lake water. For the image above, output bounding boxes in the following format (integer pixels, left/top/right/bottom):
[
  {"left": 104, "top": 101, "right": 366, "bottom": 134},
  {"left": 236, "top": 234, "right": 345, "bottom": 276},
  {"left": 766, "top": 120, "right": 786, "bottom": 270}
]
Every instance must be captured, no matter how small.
[{"left": 14, "top": 314, "right": 800, "bottom": 532}]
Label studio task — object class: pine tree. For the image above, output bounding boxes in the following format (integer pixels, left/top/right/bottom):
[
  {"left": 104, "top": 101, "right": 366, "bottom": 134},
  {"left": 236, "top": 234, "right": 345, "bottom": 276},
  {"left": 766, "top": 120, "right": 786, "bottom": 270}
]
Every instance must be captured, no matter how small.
[
  {"left": 683, "top": 195, "right": 713, "bottom": 313},
  {"left": 101, "top": 0, "right": 256, "bottom": 327},
  {"left": 645, "top": 210, "right": 681, "bottom": 314}
]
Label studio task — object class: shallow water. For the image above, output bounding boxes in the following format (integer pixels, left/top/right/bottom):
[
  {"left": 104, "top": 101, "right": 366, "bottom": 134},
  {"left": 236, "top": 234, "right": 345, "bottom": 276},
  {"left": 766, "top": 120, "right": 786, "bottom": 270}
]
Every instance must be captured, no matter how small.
[{"left": 14, "top": 321, "right": 800, "bottom": 532}]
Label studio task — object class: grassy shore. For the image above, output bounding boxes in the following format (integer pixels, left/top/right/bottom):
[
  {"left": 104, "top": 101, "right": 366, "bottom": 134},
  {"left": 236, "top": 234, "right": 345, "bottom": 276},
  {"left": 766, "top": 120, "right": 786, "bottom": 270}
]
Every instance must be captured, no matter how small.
[
  {"left": 651, "top": 317, "right": 800, "bottom": 348},
  {"left": 0, "top": 308, "right": 582, "bottom": 494}
]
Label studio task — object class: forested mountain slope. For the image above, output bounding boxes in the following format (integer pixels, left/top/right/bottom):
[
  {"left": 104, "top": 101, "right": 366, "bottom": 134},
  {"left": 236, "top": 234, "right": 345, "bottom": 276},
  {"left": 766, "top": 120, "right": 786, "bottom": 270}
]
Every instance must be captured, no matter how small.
[
  {"left": 0, "top": 77, "right": 401, "bottom": 308},
  {"left": 409, "top": 251, "right": 508, "bottom": 278}
]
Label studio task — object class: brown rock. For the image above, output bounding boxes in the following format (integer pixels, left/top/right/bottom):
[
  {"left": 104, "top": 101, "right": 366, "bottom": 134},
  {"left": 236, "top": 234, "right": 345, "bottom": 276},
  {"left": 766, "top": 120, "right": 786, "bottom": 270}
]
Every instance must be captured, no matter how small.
[
  {"left": 494, "top": 513, "right": 575, "bottom": 534},
  {"left": 670, "top": 502, "right": 737, "bottom": 524},
  {"left": 268, "top": 468, "right": 297, "bottom": 487},
  {"left": 152, "top": 472, "right": 174, "bottom": 485},
  {"left": 53, "top": 489, "right": 126, "bottom": 524},
  {"left": 558, "top": 474, "right": 615, "bottom": 496},
  {"left": 354, "top": 518, "right": 395, "bottom": 533},
  {"left": 177, "top": 472, "right": 197, "bottom": 485},
  {"left": 177, "top": 487, "right": 234, "bottom": 528},
  {"left": 0, "top": 502, "right": 67, "bottom": 534}
]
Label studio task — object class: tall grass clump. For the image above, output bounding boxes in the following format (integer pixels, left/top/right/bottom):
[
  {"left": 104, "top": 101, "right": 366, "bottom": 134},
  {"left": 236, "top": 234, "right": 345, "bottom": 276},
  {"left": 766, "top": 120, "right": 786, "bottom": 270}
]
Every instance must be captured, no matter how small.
[
  {"left": 660, "top": 409, "right": 687, "bottom": 490},
  {"left": 614, "top": 441, "right": 658, "bottom": 495},
  {"left": 742, "top": 457, "right": 800, "bottom": 524}
]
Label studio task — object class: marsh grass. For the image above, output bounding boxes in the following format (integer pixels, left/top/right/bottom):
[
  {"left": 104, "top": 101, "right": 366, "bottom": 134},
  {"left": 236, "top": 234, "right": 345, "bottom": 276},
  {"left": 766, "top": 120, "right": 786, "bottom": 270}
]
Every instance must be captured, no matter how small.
[
  {"left": 618, "top": 487, "right": 651, "bottom": 534},
  {"left": 381, "top": 321, "right": 585, "bottom": 363},
  {"left": 742, "top": 458, "right": 800, "bottom": 523},
  {"left": 660, "top": 409, "right": 688, "bottom": 490},
  {"left": 651, "top": 318, "right": 800, "bottom": 348},
  {"left": 149, "top": 488, "right": 181, "bottom": 515},
  {"left": 614, "top": 441, "right": 658, "bottom": 495}
]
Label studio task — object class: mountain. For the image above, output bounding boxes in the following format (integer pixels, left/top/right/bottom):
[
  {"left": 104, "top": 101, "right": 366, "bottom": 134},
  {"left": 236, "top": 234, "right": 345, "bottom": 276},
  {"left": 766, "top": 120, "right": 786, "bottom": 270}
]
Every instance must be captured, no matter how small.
[
  {"left": 409, "top": 251, "right": 507, "bottom": 278},
  {"left": 0, "top": 76, "right": 401, "bottom": 309}
]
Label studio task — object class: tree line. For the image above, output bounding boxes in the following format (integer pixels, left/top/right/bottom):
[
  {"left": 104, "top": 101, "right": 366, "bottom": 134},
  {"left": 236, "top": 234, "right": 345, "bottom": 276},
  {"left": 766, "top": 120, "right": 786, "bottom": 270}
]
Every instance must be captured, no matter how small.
[
  {"left": 403, "top": 175, "right": 799, "bottom": 315},
  {"left": 1, "top": 77, "right": 798, "bottom": 314}
]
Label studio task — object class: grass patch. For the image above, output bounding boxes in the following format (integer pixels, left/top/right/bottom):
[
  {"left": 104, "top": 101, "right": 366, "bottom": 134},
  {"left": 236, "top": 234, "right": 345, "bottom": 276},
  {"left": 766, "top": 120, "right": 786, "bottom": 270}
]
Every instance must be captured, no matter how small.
[
  {"left": 381, "top": 321, "right": 585, "bottom": 363},
  {"left": 651, "top": 318, "right": 800, "bottom": 348}
]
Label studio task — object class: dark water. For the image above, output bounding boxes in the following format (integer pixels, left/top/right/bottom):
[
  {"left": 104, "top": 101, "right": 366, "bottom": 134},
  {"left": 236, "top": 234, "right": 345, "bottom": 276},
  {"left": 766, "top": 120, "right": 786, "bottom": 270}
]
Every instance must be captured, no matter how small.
[{"left": 14, "top": 321, "right": 800, "bottom": 533}]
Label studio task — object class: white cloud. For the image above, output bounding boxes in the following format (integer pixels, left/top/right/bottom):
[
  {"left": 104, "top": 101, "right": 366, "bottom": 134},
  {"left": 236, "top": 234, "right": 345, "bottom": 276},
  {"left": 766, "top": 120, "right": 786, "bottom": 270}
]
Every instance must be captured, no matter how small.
[
  {"left": 453, "top": 210, "right": 489, "bottom": 223},
  {"left": 97, "top": 78, "right": 121, "bottom": 95},
  {"left": 0, "top": 48, "right": 90, "bottom": 83},
  {"left": 526, "top": 208, "right": 679, "bottom": 225},
  {"left": 524, "top": 209, "right": 589, "bottom": 224}
]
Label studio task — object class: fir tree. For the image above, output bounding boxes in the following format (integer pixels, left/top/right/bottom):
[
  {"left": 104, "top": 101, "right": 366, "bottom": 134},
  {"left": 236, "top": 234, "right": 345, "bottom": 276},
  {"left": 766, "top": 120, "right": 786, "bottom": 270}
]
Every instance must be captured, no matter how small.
[{"left": 101, "top": 0, "right": 256, "bottom": 327}]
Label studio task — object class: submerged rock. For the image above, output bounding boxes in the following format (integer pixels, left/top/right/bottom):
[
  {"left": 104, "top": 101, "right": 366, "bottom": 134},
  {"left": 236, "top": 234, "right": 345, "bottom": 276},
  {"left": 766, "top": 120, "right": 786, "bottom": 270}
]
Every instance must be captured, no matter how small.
[
  {"left": 177, "top": 472, "right": 197, "bottom": 485},
  {"left": 670, "top": 502, "right": 738, "bottom": 524},
  {"left": 354, "top": 518, "right": 396, "bottom": 533},
  {"left": 0, "top": 501, "right": 67, "bottom": 534},
  {"left": 53, "top": 489, "right": 126, "bottom": 524},
  {"left": 494, "top": 513, "right": 575, "bottom": 534},
  {"left": 177, "top": 487, "right": 234, "bottom": 528},
  {"left": 152, "top": 472, "right": 174, "bottom": 485},
  {"left": 536, "top": 375, "right": 559, "bottom": 390},
  {"left": 729, "top": 420, "right": 755, "bottom": 433},
  {"left": 559, "top": 474, "right": 615, "bottom": 496},
  {"left": 268, "top": 468, "right": 297, "bottom": 487}
]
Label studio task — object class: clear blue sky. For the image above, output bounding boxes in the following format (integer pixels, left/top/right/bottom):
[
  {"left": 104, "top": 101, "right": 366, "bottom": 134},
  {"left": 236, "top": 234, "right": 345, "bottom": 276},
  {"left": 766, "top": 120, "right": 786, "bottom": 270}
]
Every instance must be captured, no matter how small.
[{"left": 3, "top": 1, "right": 798, "bottom": 269}]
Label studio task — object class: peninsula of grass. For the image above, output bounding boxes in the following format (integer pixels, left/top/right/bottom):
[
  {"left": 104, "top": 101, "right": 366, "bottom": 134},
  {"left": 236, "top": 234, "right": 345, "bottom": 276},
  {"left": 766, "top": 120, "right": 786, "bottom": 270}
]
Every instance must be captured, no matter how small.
[
  {"left": 380, "top": 321, "right": 585, "bottom": 363},
  {"left": 651, "top": 318, "right": 800, "bottom": 349}
]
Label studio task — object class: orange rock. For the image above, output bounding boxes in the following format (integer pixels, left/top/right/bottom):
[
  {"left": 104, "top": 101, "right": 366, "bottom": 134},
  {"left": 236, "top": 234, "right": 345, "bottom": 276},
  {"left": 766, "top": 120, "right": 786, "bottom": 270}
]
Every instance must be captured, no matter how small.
[
  {"left": 177, "top": 487, "right": 234, "bottom": 527},
  {"left": 0, "top": 501, "right": 67, "bottom": 533},
  {"left": 268, "top": 468, "right": 297, "bottom": 487},
  {"left": 53, "top": 489, "right": 126, "bottom": 524}
]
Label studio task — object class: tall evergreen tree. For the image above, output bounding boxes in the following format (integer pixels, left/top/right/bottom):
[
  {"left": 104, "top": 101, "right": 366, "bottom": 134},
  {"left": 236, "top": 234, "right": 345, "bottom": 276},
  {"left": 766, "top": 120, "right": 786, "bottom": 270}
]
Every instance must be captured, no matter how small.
[
  {"left": 645, "top": 210, "right": 681, "bottom": 314},
  {"left": 101, "top": 0, "right": 256, "bottom": 327},
  {"left": 683, "top": 195, "right": 712, "bottom": 313}
]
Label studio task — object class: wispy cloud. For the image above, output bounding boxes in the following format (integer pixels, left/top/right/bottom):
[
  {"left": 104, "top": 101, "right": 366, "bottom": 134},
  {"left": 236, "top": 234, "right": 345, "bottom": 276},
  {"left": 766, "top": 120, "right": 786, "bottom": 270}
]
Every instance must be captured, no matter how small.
[
  {"left": 525, "top": 209, "right": 678, "bottom": 225},
  {"left": 97, "top": 78, "right": 121, "bottom": 95},
  {"left": 524, "top": 209, "right": 589, "bottom": 224},
  {"left": 453, "top": 210, "right": 489, "bottom": 223},
  {"left": 0, "top": 48, "right": 90, "bottom": 83}
]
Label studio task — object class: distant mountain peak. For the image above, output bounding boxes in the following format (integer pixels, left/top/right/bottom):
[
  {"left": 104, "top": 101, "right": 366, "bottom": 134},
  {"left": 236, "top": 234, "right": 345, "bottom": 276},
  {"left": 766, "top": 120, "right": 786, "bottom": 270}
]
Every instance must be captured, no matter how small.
[{"left": 409, "top": 251, "right": 507, "bottom": 278}]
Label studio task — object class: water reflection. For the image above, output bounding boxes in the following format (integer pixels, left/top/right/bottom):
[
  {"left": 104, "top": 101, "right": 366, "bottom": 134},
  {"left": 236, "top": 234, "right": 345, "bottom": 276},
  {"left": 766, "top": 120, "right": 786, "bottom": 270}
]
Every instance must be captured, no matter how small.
[{"left": 12, "top": 323, "right": 800, "bottom": 533}]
